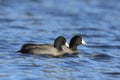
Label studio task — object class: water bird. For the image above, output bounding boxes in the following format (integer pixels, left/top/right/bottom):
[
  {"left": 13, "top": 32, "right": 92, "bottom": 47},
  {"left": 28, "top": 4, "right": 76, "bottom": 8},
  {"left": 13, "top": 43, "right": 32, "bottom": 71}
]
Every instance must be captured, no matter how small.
[{"left": 18, "top": 36, "right": 69, "bottom": 57}]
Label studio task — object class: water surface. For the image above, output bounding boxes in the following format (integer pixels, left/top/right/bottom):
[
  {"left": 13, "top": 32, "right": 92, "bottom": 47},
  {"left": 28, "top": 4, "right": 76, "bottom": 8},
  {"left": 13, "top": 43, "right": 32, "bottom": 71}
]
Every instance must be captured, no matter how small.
[{"left": 0, "top": 0, "right": 120, "bottom": 80}]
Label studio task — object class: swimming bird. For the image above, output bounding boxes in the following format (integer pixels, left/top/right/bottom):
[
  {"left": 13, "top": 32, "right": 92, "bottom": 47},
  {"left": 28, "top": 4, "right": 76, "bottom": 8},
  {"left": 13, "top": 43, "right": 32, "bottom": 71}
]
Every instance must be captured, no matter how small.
[
  {"left": 18, "top": 36, "right": 69, "bottom": 57},
  {"left": 62, "top": 35, "right": 87, "bottom": 54}
]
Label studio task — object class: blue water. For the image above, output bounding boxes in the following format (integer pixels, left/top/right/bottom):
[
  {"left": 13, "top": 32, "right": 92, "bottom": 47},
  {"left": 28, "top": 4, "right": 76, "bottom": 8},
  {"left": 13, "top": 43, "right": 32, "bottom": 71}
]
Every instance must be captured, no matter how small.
[{"left": 0, "top": 0, "right": 120, "bottom": 80}]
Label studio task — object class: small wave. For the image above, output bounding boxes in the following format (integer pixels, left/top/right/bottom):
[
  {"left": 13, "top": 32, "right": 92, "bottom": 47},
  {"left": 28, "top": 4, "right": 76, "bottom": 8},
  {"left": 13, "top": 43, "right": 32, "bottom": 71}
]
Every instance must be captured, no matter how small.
[
  {"left": 88, "top": 45, "right": 120, "bottom": 49},
  {"left": 103, "top": 72, "right": 120, "bottom": 75},
  {"left": 91, "top": 53, "right": 112, "bottom": 60}
]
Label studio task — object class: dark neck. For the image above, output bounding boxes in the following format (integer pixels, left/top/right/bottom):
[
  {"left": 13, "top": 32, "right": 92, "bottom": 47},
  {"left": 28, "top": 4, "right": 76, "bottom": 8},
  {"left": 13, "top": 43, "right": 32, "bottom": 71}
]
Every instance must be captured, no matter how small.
[
  {"left": 56, "top": 46, "right": 62, "bottom": 50},
  {"left": 70, "top": 45, "right": 78, "bottom": 51},
  {"left": 54, "top": 44, "right": 62, "bottom": 50}
]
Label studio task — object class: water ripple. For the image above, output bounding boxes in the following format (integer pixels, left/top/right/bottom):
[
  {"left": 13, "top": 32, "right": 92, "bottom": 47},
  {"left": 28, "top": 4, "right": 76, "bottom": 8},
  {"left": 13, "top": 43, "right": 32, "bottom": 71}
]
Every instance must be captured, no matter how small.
[{"left": 0, "top": 0, "right": 120, "bottom": 80}]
